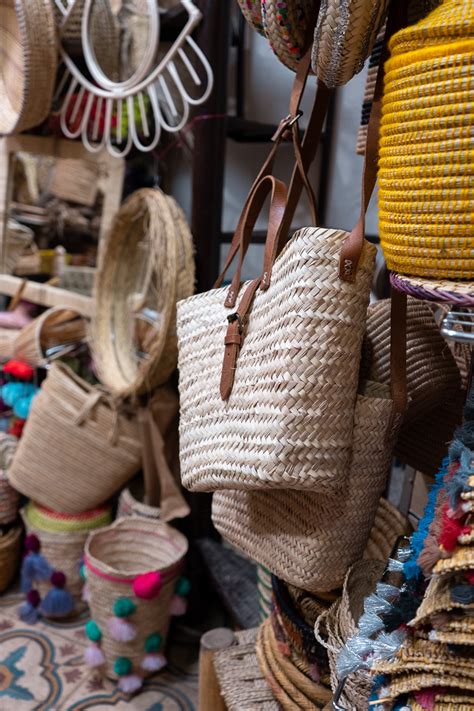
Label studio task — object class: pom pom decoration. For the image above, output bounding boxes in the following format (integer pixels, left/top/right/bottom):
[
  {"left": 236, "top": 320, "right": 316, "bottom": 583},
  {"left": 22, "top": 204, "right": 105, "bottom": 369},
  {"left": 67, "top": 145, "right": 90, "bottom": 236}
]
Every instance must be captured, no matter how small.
[
  {"left": 108, "top": 616, "right": 137, "bottom": 642},
  {"left": 175, "top": 576, "right": 191, "bottom": 597},
  {"left": 113, "top": 597, "right": 137, "bottom": 618},
  {"left": 439, "top": 504, "right": 469, "bottom": 553},
  {"left": 117, "top": 674, "right": 143, "bottom": 693},
  {"left": 8, "top": 417, "right": 25, "bottom": 438},
  {"left": 132, "top": 571, "right": 162, "bottom": 600},
  {"left": 81, "top": 583, "right": 90, "bottom": 603},
  {"left": 39, "top": 571, "right": 74, "bottom": 617},
  {"left": 1, "top": 381, "right": 36, "bottom": 406},
  {"left": 84, "top": 644, "right": 105, "bottom": 668},
  {"left": 18, "top": 589, "right": 41, "bottom": 624},
  {"left": 141, "top": 653, "right": 167, "bottom": 672},
  {"left": 114, "top": 657, "right": 132, "bottom": 676},
  {"left": 144, "top": 633, "right": 162, "bottom": 654},
  {"left": 21, "top": 536, "right": 52, "bottom": 592},
  {"left": 85, "top": 620, "right": 102, "bottom": 642},
  {"left": 170, "top": 594, "right": 187, "bottom": 617},
  {"left": 3, "top": 360, "right": 34, "bottom": 380},
  {"left": 13, "top": 393, "right": 36, "bottom": 420}
]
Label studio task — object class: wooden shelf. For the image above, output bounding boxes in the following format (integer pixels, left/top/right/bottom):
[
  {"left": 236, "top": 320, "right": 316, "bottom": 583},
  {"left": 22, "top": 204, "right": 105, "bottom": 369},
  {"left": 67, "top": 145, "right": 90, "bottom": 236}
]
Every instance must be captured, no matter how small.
[{"left": 0, "top": 274, "right": 93, "bottom": 316}]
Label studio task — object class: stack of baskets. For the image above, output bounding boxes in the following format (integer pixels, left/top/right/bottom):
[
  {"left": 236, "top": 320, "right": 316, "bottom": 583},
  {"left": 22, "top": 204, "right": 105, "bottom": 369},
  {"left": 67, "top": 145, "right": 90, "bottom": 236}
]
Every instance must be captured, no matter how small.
[{"left": 378, "top": 0, "right": 474, "bottom": 281}]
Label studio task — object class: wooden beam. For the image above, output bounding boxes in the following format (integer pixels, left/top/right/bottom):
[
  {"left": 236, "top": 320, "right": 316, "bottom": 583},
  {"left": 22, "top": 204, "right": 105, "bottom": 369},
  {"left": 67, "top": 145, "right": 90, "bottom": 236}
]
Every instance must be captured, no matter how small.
[{"left": 0, "top": 275, "right": 93, "bottom": 316}]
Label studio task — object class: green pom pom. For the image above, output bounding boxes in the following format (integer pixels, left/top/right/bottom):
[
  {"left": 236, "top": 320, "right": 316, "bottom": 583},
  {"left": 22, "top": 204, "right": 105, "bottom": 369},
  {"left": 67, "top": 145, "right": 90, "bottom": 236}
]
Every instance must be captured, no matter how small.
[
  {"left": 175, "top": 576, "right": 191, "bottom": 597},
  {"left": 80, "top": 565, "right": 87, "bottom": 581},
  {"left": 144, "top": 632, "right": 162, "bottom": 654},
  {"left": 85, "top": 620, "right": 102, "bottom": 642},
  {"left": 114, "top": 656, "right": 132, "bottom": 676},
  {"left": 113, "top": 597, "right": 137, "bottom": 618}
]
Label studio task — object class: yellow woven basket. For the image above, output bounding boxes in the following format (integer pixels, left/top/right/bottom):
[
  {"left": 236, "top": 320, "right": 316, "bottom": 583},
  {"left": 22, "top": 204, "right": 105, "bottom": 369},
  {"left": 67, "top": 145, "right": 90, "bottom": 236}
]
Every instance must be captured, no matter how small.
[{"left": 378, "top": 0, "right": 474, "bottom": 280}]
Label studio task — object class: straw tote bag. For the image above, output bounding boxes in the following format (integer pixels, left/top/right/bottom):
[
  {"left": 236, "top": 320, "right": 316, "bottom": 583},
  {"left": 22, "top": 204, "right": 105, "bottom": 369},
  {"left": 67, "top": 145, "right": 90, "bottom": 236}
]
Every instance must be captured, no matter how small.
[
  {"left": 8, "top": 362, "right": 142, "bottom": 514},
  {"left": 177, "top": 56, "right": 379, "bottom": 494}
]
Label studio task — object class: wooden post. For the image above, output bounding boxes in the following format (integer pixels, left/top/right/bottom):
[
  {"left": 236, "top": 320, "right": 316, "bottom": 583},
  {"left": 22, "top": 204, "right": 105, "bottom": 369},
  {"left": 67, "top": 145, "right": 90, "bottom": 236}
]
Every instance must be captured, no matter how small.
[{"left": 199, "top": 628, "right": 236, "bottom": 711}]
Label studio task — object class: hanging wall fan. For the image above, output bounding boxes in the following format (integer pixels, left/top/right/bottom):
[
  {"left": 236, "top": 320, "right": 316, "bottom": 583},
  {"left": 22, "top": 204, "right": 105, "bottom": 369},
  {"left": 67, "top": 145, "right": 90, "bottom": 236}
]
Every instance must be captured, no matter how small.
[{"left": 56, "top": 0, "right": 213, "bottom": 157}]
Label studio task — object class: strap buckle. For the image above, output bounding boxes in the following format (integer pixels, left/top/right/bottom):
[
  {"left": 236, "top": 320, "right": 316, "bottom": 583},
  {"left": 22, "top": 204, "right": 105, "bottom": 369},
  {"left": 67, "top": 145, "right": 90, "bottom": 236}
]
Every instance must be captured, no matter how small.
[
  {"left": 272, "top": 110, "right": 303, "bottom": 142},
  {"left": 227, "top": 312, "right": 244, "bottom": 334}
]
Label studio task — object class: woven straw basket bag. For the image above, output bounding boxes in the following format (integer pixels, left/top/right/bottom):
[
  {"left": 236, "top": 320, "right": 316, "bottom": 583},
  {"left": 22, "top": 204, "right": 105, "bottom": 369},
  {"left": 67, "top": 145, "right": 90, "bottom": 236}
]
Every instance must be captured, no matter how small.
[
  {"left": 312, "top": 0, "right": 389, "bottom": 87},
  {"left": 178, "top": 174, "right": 376, "bottom": 493},
  {"left": 0, "top": 0, "right": 57, "bottom": 134},
  {"left": 21, "top": 502, "right": 112, "bottom": 617},
  {"left": 92, "top": 188, "right": 194, "bottom": 398},
  {"left": 378, "top": 0, "right": 474, "bottom": 280},
  {"left": 0, "top": 525, "right": 22, "bottom": 593},
  {"left": 8, "top": 362, "right": 142, "bottom": 514},
  {"left": 13, "top": 307, "right": 86, "bottom": 367},
  {"left": 84, "top": 516, "right": 188, "bottom": 681}
]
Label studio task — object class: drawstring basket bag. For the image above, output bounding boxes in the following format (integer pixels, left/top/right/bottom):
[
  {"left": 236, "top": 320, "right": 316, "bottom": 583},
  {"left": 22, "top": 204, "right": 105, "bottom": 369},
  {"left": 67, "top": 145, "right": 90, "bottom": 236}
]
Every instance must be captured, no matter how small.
[
  {"left": 19, "top": 502, "right": 113, "bottom": 621},
  {"left": 83, "top": 516, "right": 188, "bottom": 692},
  {"left": 8, "top": 362, "right": 142, "bottom": 513},
  {"left": 378, "top": 0, "right": 474, "bottom": 280}
]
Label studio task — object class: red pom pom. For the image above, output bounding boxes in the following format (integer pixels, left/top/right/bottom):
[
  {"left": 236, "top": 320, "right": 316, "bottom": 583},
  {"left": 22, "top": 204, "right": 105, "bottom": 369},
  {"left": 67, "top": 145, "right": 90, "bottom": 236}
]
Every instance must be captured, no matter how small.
[
  {"left": 3, "top": 360, "right": 34, "bottom": 380},
  {"left": 8, "top": 418, "right": 25, "bottom": 438},
  {"left": 51, "top": 571, "right": 66, "bottom": 588},
  {"left": 25, "top": 534, "right": 40, "bottom": 553},
  {"left": 27, "top": 589, "right": 41, "bottom": 607}
]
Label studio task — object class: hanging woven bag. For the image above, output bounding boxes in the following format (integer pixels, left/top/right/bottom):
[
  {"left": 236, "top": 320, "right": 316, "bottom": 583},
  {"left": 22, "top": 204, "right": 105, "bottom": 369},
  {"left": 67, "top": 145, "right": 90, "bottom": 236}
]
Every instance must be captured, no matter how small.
[
  {"left": 312, "top": 0, "right": 389, "bottom": 87},
  {"left": 177, "top": 55, "right": 376, "bottom": 494},
  {"left": 83, "top": 516, "right": 188, "bottom": 690},
  {"left": 8, "top": 362, "right": 142, "bottom": 513},
  {"left": 378, "top": 0, "right": 474, "bottom": 280}
]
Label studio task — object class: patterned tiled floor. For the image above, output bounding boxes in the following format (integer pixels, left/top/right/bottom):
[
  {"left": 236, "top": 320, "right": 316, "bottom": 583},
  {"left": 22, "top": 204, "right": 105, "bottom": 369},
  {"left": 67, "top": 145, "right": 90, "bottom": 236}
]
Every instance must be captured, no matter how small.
[{"left": 0, "top": 591, "right": 198, "bottom": 710}]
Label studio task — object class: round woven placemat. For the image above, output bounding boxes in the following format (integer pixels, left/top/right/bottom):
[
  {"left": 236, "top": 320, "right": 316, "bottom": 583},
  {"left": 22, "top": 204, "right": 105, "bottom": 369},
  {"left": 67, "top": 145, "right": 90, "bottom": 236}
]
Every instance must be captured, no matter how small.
[{"left": 390, "top": 272, "right": 474, "bottom": 306}]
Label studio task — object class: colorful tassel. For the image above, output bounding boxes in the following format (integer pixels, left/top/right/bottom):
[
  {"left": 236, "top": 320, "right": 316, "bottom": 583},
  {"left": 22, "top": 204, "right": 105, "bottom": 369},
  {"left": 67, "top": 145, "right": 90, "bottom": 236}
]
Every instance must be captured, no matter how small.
[
  {"left": 18, "top": 589, "right": 41, "bottom": 624},
  {"left": 84, "top": 644, "right": 105, "bottom": 667},
  {"left": 39, "top": 571, "right": 74, "bottom": 617},
  {"left": 108, "top": 616, "right": 137, "bottom": 642}
]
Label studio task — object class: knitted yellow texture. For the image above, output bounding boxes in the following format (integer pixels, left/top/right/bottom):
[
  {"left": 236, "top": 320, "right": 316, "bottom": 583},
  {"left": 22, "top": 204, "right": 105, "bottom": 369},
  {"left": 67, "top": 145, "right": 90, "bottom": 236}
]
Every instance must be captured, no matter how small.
[
  {"left": 25, "top": 501, "right": 113, "bottom": 532},
  {"left": 379, "top": 0, "right": 474, "bottom": 280}
]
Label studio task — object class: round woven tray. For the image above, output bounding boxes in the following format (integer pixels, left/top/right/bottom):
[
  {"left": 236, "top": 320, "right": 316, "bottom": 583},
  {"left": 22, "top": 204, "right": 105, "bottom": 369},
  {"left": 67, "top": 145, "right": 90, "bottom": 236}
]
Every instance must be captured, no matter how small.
[{"left": 390, "top": 272, "right": 474, "bottom": 306}]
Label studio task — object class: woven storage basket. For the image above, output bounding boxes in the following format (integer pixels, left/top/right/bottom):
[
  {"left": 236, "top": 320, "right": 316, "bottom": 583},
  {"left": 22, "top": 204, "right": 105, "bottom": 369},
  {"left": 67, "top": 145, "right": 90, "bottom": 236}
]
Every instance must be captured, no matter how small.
[
  {"left": 178, "top": 229, "right": 376, "bottom": 493},
  {"left": 261, "top": 0, "right": 320, "bottom": 72},
  {"left": 0, "top": 524, "right": 22, "bottom": 593},
  {"left": 312, "top": 0, "right": 389, "bottom": 87},
  {"left": 92, "top": 188, "right": 194, "bottom": 398},
  {"left": 378, "top": 0, "right": 474, "bottom": 280},
  {"left": 0, "top": 433, "right": 19, "bottom": 525},
  {"left": 8, "top": 362, "right": 142, "bottom": 514},
  {"left": 314, "top": 559, "right": 385, "bottom": 710},
  {"left": 0, "top": 0, "right": 57, "bottom": 134},
  {"left": 13, "top": 307, "right": 86, "bottom": 367},
  {"left": 213, "top": 381, "right": 396, "bottom": 591},
  {"left": 84, "top": 516, "right": 188, "bottom": 679},
  {"left": 21, "top": 502, "right": 112, "bottom": 617}
]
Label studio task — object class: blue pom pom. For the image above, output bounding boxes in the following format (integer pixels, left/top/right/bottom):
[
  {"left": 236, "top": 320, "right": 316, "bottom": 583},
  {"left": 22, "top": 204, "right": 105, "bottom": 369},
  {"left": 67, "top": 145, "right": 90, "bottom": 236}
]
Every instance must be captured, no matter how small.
[
  {"left": 18, "top": 601, "right": 40, "bottom": 624},
  {"left": 21, "top": 553, "right": 53, "bottom": 592},
  {"left": 1, "top": 382, "right": 35, "bottom": 407},
  {"left": 39, "top": 588, "right": 74, "bottom": 617},
  {"left": 13, "top": 393, "right": 36, "bottom": 419}
]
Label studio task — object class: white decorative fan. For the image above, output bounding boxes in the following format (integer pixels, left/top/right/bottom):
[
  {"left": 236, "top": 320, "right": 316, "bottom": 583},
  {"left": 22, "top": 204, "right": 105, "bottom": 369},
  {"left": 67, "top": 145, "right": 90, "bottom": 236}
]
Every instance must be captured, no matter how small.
[{"left": 56, "top": 0, "right": 213, "bottom": 157}]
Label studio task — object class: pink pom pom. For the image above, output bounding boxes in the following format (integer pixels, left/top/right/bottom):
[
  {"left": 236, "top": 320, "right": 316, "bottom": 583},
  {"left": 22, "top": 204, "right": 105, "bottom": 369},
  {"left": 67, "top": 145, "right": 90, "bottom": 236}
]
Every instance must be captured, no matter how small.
[
  {"left": 108, "top": 616, "right": 137, "bottom": 642},
  {"left": 170, "top": 594, "right": 187, "bottom": 616},
  {"left": 141, "top": 653, "right": 167, "bottom": 672},
  {"left": 84, "top": 644, "right": 105, "bottom": 668},
  {"left": 81, "top": 583, "right": 90, "bottom": 603},
  {"left": 132, "top": 571, "right": 162, "bottom": 600},
  {"left": 117, "top": 674, "right": 143, "bottom": 694}
]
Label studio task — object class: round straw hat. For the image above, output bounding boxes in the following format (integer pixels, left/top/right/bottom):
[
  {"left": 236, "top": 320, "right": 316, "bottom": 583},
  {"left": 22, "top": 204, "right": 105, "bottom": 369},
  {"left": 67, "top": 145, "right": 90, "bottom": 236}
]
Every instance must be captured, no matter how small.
[
  {"left": 0, "top": 0, "right": 57, "bottom": 134},
  {"left": 312, "top": 0, "right": 389, "bottom": 87}
]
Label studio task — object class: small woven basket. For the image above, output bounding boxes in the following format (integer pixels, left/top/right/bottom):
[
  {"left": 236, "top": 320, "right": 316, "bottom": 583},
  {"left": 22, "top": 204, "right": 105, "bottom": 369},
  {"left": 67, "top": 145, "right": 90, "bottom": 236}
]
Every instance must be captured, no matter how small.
[
  {"left": 0, "top": 0, "right": 57, "bottom": 134},
  {"left": 117, "top": 483, "right": 161, "bottom": 521},
  {"left": 379, "top": 0, "right": 474, "bottom": 280},
  {"left": 8, "top": 362, "right": 142, "bottom": 514},
  {"left": 13, "top": 307, "right": 87, "bottom": 367},
  {"left": 84, "top": 516, "right": 188, "bottom": 679},
  {"left": 0, "top": 433, "right": 19, "bottom": 525},
  {"left": 21, "top": 502, "right": 112, "bottom": 617},
  {"left": 0, "top": 524, "right": 22, "bottom": 593}
]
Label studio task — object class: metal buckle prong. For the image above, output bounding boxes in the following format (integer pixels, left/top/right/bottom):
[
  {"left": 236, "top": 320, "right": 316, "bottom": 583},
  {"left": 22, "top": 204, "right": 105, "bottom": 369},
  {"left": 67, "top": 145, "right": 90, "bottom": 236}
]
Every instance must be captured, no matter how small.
[{"left": 227, "top": 312, "right": 244, "bottom": 334}]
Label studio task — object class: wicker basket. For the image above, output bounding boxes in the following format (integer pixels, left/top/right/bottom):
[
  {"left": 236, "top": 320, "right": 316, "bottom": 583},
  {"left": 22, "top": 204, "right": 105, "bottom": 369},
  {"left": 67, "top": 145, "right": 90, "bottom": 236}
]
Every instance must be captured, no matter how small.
[
  {"left": 84, "top": 516, "right": 188, "bottom": 680},
  {"left": 21, "top": 502, "right": 112, "bottom": 617},
  {"left": 8, "top": 362, "right": 142, "bottom": 514},
  {"left": 0, "top": 434, "right": 19, "bottom": 525},
  {"left": 379, "top": 0, "right": 474, "bottom": 279},
  {"left": 92, "top": 188, "right": 194, "bottom": 398},
  {"left": 0, "top": 0, "right": 57, "bottom": 134},
  {"left": 13, "top": 307, "right": 87, "bottom": 367},
  {"left": 0, "top": 524, "right": 22, "bottom": 593}
]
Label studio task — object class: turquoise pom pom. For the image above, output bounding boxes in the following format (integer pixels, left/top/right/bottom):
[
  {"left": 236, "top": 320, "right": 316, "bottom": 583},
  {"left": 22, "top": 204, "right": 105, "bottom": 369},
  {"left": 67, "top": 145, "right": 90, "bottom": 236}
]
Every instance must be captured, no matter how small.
[
  {"left": 85, "top": 620, "right": 102, "bottom": 642},
  {"left": 144, "top": 632, "right": 162, "bottom": 653},
  {"left": 113, "top": 597, "right": 137, "bottom": 618},
  {"left": 175, "top": 576, "right": 191, "bottom": 597},
  {"left": 114, "top": 656, "right": 132, "bottom": 676}
]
